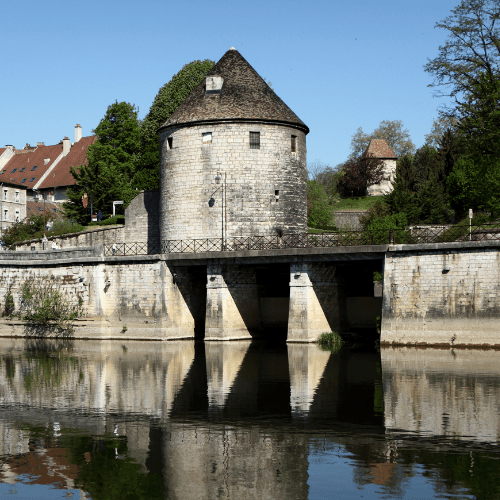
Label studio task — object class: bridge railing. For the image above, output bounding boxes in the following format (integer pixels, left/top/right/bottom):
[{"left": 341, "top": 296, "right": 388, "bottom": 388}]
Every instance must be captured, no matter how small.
[{"left": 102, "top": 223, "right": 500, "bottom": 256}]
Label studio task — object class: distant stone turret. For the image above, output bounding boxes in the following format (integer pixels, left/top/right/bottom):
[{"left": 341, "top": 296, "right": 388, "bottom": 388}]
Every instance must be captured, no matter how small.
[
  {"left": 158, "top": 48, "right": 309, "bottom": 242},
  {"left": 364, "top": 139, "right": 397, "bottom": 196}
]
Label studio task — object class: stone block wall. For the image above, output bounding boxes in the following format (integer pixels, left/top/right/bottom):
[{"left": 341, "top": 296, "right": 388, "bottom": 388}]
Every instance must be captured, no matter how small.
[
  {"left": 381, "top": 243, "right": 500, "bottom": 346},
  {"left": 124, "top": 190, "right": 160, "bottom": 252},
  {"left": 160, "top": 122, "right": 307, "bottom": 242},
  {"left": 332, "top": 211, "right": 367, "bottom": 230}
]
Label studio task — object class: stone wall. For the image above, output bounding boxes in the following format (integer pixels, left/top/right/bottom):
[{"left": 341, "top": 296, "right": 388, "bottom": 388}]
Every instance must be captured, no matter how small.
[
  {"left": 160, "top": 122, "right": 307, "bottom": 242},
  {"left": 381, "top": 241, "right": 500, "bottom": 346},
  {"left": 13, "top": 189, "right": 160, "bottom": 252},
  {"left": 332, "top": 211, "right": 367, "bottom": 230},
  {"left": 0, "top": 249, "right": 198, "bottom": 340}
]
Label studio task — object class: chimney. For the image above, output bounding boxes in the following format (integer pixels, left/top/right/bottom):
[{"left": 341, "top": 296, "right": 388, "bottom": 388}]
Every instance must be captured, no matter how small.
[
  {"left": 37, "top": 142, "right": 45, "bottom": 147},
  {"left": 75, "top": 124, "right": 82, "bottom": 143},
  {"left": 62, "top": 137, "right": 71, "bottom": 156},
  {"left": 5, "top": 145, "right": 14, "bottom": 151}
]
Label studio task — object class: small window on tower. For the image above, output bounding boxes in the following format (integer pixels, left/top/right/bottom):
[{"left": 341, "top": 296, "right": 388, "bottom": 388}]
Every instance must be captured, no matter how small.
[
  {"left": 167, "top": 137, "right": 173, "bottom": 150},
  {"left": 202, "top": 132, "right": 212, "bottom": 144},
  {"left": 291, "top": 135, "right": 297, "bottom": 153},
  {"left": 249, "top": 132, "right": 260, "bottom": 149}
]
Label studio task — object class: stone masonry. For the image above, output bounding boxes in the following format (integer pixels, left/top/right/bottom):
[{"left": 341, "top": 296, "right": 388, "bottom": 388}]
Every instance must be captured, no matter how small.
[
  {"left": 381, "top": 242, "right": 500, "bottom": 346},
  {"left": 160, "top": 123, "right": 307, "bottom": 241}
]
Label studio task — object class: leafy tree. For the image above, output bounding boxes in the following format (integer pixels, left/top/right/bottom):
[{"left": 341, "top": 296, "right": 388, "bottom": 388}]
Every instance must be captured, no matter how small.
[
  {"left": 307, "top": 180, "right": 333, "bottom": 226},
  {"left": 64, "top": 101, "right": 141, "bottom": 223},
  {"left": 2, "top": 214, "right": 54, "bottom": 248},
  {"left": 424, "top": 0, "right": 500, "bottom": 104},
  {"left": 133, "top": 59, "right": 215, "bottom": 190},
  {"left": 349, "top": 120, "right": 415, "bottom": 158},
  {"left": 424, "top": 115, "right": 458, "bottom": 148},
  {"left": 337, "top": 155, "right": 385, "bottom": 197}
]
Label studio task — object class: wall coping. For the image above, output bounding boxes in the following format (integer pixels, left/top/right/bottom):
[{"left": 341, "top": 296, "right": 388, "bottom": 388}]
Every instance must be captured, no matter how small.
[{"left": 388, "top": 240, "right": 500, "bottom": 253}]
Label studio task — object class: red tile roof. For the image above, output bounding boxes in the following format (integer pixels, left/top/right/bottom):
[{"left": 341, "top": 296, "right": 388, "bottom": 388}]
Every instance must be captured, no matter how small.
[
  {"left": 26, "top": 200, "right": 65, "bottom": 219},
  {"left": 0, "top": 148, "right": 6, "bottom": 156},
  {"left": 362, "top": 139, "right": 397, "bottom": 159},
  {"left": 0, "top": 143, "right": 64, "bottom": 187},
  {"left": 38, "top": 135, "right": 95, "bottom": 189}
]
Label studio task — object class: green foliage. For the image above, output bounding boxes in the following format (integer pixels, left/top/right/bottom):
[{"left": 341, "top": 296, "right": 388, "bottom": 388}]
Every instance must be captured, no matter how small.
[
  {"left": 2, "top": 214, "right": 54, "bottom": 248},
  {"left": 307, "top": 180, "right": 333, "bottom": 226},
  {"left": 337, "top": 155, "right": 384, "bottom": 197},
  {"left": 359, "top": 200, "right": 391, "bottom": 229},
  {"left": 64, "top": 101, "right": 141, "bottom": 224},
  {"left": 3, "top": 286, "right": 14, "bottom": 317},
  {"left": 373, "top": 271, "right": 383, "bottom": 282},
  {"left": 317, "top": 331, "right": 343, "bottom": 351},
  {"left": 19, "top": 276, "right": 83, "bottom": 334},
  {"left": 88, "top": 214, "right": 125, "bottom": 226},
  {"left": 349, "top": 120, "right": 415, "bottom": 158},
  {"left": 66, "top": 435, "right": 163, "bottom": 500},
  {"left": 133, "top": 59, "right": 215, "bottom": 190}
]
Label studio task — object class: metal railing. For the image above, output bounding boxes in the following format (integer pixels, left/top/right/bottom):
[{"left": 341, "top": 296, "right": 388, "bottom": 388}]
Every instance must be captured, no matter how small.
[
  {"left": 103, "top": 223, "right": 500, "bottom": 256},
  {"left": 161, "top": 223, "right": 500, "bottom": 254}
]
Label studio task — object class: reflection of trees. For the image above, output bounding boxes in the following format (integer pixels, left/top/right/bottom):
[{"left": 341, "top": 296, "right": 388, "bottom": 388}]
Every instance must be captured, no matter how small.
[{"left": 65, "top": 435, "right": 163, "bottom": 500}]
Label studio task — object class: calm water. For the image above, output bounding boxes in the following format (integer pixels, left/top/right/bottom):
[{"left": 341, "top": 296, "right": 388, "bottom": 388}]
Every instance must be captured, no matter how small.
[{"left": 0, "top": 339, "right": 499, "bottom": 499}]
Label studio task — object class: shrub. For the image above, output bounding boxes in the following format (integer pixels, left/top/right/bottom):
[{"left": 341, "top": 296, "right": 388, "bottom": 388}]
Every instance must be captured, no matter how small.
[
  {"left": 88, "top": 215, "right": 125, "bottom": 227},
  {"left": 317, "top": 331, "right": 343, "bottom": 348},
  {"left": 18, "top": 276, "right": 83, "bottom": 334}
]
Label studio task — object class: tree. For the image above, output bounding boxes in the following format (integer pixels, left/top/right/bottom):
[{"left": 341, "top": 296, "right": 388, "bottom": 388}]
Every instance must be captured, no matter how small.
[
  {"left": 307, "top": 180, "right": 333, "bottom": 226},
  {"left": 424, "top": 0, "right": 500, "bottom": 104},
  {"left": 133, "top": 60, "right": 215, "bottom": 190},
  {"left": 337, "top": 155, "right": 385, "bottom": 197},
  {"left": 424, "top": 115, "right": 459, "bottom": 148},
  {"left": 349, "top": 120, "right": 415, "bottom": 159},
  {"left": 64, "top": 102, "right": 141, "bottom": 223}
]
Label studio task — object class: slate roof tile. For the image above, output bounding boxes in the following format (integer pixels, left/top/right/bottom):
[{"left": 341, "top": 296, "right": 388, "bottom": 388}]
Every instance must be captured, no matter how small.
[
  {"left": 363, "top": 139, "right": 397, "bottom": 159},
  {"left": 161, "top": 48, "right": 309, "bottom": 133}
]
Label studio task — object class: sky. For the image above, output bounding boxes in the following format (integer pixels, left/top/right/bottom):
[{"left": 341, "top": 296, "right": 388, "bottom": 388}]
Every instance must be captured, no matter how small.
[{"left": 1, "top": 0, "right": 459, "bottom": 168}]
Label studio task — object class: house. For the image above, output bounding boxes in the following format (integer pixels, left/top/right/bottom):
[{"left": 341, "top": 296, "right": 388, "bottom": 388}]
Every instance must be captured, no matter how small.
[
  {"left": 0, "top": 125, "right": 95, "bottom": 227},
  {"left": 363, "top": 139, "right": 397, "bottom": 196}
]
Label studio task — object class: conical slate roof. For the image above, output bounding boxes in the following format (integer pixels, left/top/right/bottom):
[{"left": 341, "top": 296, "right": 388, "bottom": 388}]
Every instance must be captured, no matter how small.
[
  {"left": 362, "top": 139, "right": 397, "bottom": 159},
  {"left": 160, "top": 48, "right": 309, "bottom": 133}
]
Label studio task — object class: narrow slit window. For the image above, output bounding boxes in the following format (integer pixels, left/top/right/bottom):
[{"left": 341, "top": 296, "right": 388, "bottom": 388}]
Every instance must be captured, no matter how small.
[
  {"left": 202, "top": 132, "right": 212, "bottom": 144},
  {"left": 167, "top": 137, "right": 173, "bottom": 150},
  {"left": 291, "top": 135, "right": 297, "bottom": 152},
  {"left": 275, "top": 190, "right": 280, "bottom": 202},
  {"left": 249, "top": 132, "right": 260, "bottom": 149}
]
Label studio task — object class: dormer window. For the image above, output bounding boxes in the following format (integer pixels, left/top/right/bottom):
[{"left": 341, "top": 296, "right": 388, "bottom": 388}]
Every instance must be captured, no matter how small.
[
  {"left": 11, "top": 168, "right": 17, "bottom": 173},
  {"left": 31, "top": 165, "right": 37, "bottom": 171},
  {"left": 205, "top": 76, "right": 224, "bottom": 95},
  {"left": 20, "top": 167, "right": 25, "bottom": 172},
  {"left": 202, "top": 132, "right": 212, "bottom": 144},
  {"left": 20, "top": 178, "right": 27, "bottom": 183},
  {"left": 29, "top": 177, "right": 36, "bottom": 183}
]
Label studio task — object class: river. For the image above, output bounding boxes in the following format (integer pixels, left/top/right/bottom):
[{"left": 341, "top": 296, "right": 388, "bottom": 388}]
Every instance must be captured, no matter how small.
[{"left": 0, "top": 338, "right": 498, "bottom": 499}]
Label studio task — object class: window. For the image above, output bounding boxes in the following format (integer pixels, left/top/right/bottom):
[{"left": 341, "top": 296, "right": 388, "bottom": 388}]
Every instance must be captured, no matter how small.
[
  {"left": 29, "top": 177, "right": 36, "bottom": 183},
  {"left": 291, "top": 135, "right": 297, "bottom": 153},
  {"left": 249, "top": 132, "right": 260, "bottom": 149},
  {"left": 31, "top": 165, "right": 37, "bottom": 171},
  {"left": 3, "top": 190, "right": 7, "bottom": 201},
  {"left": 20, "top": 178, "right": 27, "bottom": 183},
  {"left": 15, "top": 191, "right": 19, "bottom": 203},
  {"left": 3, "top": 210, "right": 7, "bottom": 221},
  {"left": 167, "top": 137, "right": 173, "bottom": 150},
  {"left": 15, "top": 211, "right": 19, "bottom": 222},
  {"left": 19, "top": 167, "right": 25, "bottom": 172},
  {"left": 202, "top": 132, "right": 212, "bottom": 144},
  {"left": 11, "top": 168, "right": 17, "bottom": 173}
]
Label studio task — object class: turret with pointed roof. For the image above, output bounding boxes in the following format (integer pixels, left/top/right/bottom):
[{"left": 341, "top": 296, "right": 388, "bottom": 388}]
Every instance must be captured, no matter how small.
[
  {"left": 160, "top": 48, "right": 309, "bottom": 134},
  {"left": 159, "top": 48, "right": 308, "bottom": 242}
]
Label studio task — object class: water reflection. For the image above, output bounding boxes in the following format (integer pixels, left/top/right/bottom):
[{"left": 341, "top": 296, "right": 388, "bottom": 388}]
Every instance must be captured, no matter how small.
[{"left": 0, "top": 339, "right": 498, "bottom": 498}]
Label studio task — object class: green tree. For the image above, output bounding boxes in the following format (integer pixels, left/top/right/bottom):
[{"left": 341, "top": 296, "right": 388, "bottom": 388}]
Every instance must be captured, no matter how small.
[
  {"left": 307, "top": 180, "right": 333, "bottom": 226},
  {"left": 349, "top": 120, "right": 415, "bottom": 159},
  {"left": 337, "top": 155, "right": 384, "bottom": 197},
  {"left": 133, "top": 60, "right": 215, "bottom": 190},
  {"left": 64, "top": 101, "right": 141, "bottom": 223},
  {"left": 424, "top": 0, "right": 500, "bottom": 104},
  {"left": 424, "top": 115, "right": 458, "bottom": 148}
]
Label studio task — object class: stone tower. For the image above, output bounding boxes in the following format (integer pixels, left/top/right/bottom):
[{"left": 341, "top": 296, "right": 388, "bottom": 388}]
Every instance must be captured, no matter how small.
[
  {"left": 158, "top": 48, "right": 309, "bottom": 244},
  {"left": 364, "top": 139, "right": 397, "bottom": 196}
]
